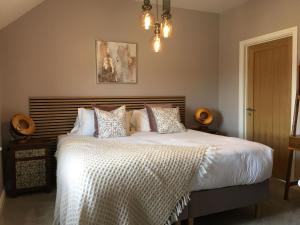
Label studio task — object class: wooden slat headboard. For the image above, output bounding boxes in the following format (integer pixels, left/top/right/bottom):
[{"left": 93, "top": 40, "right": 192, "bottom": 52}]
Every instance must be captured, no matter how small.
[{"left": 29, "top": 96, "right": 186, "bottom": 140}]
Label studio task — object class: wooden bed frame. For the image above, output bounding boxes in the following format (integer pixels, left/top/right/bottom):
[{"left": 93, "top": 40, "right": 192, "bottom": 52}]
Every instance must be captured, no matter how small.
[{"left": 29, "top": 96, "right": 269, "bottom": 224}]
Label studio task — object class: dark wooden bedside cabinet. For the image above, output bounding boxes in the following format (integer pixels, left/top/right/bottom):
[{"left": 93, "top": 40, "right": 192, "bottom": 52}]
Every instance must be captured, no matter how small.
[
  {"left": 4, "top": 138, "right": 56, "bottom": 197},
  {"left": 189, "top": 126, "right": 219, "bottom": 135}
]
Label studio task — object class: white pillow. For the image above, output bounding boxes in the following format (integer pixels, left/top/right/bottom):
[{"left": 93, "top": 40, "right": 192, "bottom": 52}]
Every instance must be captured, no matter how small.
[
  {"left": 70, "top": 116, "right": 80, "bottom": 134},
  {"left": 70, "top": 108, "right": 95, "bottom": 136},
  {"left": 131, "top": 109, "right": 151, "bottom": 132},
  {"left": 94, "top": 106, "right": 127, "bottom": 138},
  {"left": 151, "top": 107, "right": 186, "bottom": 134}
]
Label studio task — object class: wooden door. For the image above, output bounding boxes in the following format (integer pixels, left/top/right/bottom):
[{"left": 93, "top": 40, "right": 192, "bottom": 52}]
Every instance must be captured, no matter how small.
[{"left": 246, "top": 37, "right": 292, "bottom": 179}]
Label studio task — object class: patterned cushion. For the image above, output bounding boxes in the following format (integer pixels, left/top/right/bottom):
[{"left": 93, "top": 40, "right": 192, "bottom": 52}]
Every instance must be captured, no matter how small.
[
  {"left": 151, "top": 107, "right": 186, "bottom": 134},
  {"left": 94, "top": 106, "right": 127, "bottom": 138},
  {"left": 145, "top": 104, "right": 172, "bottom": 132},
  {"left": 92, "top": 105, "right": 120, "bottom": 136}
]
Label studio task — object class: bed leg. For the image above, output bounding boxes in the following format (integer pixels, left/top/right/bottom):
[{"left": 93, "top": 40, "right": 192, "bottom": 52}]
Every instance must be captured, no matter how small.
[
  {"left": 255, "top": 204, "right": 262, "bottom": 219},
  {"left": 188, "top": 217, "right": 194, "bottom": 225}
]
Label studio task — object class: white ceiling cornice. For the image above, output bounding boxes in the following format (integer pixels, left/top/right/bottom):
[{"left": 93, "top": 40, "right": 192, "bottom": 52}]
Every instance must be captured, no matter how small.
[{"left": 0, "top": 0, "right": 46, "bottom": 30}]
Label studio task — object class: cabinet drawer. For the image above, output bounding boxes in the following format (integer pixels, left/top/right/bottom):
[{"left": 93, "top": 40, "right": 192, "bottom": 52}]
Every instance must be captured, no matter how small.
[
  {"left": 15, "top": 160, "right": 46, "bottom": 189},
  {"left": 15, "top": 148, "right": 46, "bottom": 159},
  {"left": 6, "top": 139, "right": 55, "bottom": 196}
]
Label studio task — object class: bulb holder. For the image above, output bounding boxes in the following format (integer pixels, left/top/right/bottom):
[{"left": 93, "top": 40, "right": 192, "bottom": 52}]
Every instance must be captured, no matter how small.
[
  {"left": 161, "top": 12, "right": 172, "bottom": 20},
  {"left": 142, "top": 0, "right": 152, "bottom": 11},
  {"left": 154, "top": 22, "right": 161, "bottom": 35},
  {"left": 162, "top": 0, "right": 171, "bottom": 19}
]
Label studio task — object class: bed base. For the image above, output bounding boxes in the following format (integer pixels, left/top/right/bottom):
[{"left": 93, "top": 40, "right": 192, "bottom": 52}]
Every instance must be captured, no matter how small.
[{"left": 178, "top": 180, "right": 269, "bottom": 223}]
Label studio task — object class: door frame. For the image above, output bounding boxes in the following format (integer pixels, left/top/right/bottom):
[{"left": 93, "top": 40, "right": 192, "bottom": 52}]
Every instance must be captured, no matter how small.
[{"left": 238, "top": 27, "right": 298, "bottom": 138}]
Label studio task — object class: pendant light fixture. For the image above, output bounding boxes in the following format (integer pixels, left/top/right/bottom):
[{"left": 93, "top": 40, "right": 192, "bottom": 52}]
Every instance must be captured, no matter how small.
[
  {"left": 141, "top": 0, "right": 154, "bottom": 30},
  {"left": 151, "top": 0, "right": 163, "bottom": 53},
  {"left": 161, "top": 0, "right": 173, "bottom": 38},
  {"left": 140, "top": 0, "right": 173, "bottom": 52},
  {"left": 152, "top": 22, "right": 163, "bottom": 53}
]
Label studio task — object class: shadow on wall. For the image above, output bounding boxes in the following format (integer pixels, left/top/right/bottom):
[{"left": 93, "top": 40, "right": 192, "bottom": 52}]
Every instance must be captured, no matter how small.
[
  {"left": 210, "top": 109, "right": 224, "bottom": 134},
  {"left": 2, "top": 122, "right": 12, "bottom": 150}
]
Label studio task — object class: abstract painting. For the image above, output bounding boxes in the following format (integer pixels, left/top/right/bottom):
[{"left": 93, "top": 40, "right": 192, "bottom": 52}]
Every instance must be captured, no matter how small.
[{"left": 96, "top": 40, "right": 137, "bottom": 83}]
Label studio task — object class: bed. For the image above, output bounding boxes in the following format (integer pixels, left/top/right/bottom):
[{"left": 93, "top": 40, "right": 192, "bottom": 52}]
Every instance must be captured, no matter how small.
[{"left": 29, "top": 96, "right": 273, "bottom": 225}]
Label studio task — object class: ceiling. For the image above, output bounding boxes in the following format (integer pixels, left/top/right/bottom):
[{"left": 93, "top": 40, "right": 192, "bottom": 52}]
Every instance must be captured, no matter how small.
[
  {"left": 0, "top": 0, "right": 249, "bottom": 31},
  {"left": 137, "top": 0, "right": 249, "bottom": 13},
  {"left": 0, "top": 0, "right": 45, "bottom": 30}
]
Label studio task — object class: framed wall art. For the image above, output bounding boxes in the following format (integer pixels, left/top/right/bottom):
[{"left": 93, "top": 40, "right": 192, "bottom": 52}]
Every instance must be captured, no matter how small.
[{"left": 96, "top": 40, "right": 137, "bottom": 84}]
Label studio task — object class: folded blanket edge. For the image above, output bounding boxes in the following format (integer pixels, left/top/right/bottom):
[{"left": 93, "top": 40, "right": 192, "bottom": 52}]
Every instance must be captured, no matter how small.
[{"left": 165, "top": 146, "right": 216, "bottom": 225}]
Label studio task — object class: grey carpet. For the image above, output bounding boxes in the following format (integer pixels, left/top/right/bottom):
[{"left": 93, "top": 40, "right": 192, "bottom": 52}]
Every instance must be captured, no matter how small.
[{"left": 0, "top": 179, "right": 299, "bottom": 225}]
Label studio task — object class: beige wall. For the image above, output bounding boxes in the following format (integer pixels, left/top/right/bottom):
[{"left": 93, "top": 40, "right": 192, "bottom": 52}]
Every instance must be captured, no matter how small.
[
  {"left": 218, "top": 0, "right": 300, "bottom": 177},
  {"left": 219, "top": 0, "right": 300, "bottom": 136},
  {"left": 0, "top": 0, "right": 219, "bottom": 145}
]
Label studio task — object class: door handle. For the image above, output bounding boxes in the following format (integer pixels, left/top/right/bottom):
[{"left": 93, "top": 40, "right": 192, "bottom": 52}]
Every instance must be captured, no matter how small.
[{"left": 246, "top": 107, "right": 256, "bottom": 112}]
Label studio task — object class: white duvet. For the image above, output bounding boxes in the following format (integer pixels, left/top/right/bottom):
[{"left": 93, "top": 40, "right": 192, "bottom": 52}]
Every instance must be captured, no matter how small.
[{"left": 62, "top": 130, "right": 273, "bottom": 191}]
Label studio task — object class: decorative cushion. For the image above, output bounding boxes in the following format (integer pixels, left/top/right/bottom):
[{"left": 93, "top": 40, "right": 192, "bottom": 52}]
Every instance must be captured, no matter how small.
[
  {"left": 131, "top": 109, "right": 151, "bottom": 132},
  {"left": 151, "top": 107, "right": 186, "bottom": 134},
  {"left": 94, "top": 106, "right": 127, "bottom": 138},
  {"left": 92, "top": 105, "right": 120, "bottom": 136},
  {"left": 145, "top": 104, "right": 172, "bottom": 132}
]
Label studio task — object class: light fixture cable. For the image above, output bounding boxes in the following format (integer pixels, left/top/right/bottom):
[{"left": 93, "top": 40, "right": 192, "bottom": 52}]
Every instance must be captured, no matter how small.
[
  {"left": 152, "top": 0, "right": 163, "bottom": 53},
  {"left": 156, "top": 0, "right": 159, "bottom": 22}
]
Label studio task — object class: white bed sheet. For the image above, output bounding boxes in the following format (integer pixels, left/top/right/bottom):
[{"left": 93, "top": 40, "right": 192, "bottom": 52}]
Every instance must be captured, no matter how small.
[
  {"left": 106, "top": 129, "right": 273, "bottom": 191},
  {"left": 62, "top": 130, "right": 273, "bottom": 191}
]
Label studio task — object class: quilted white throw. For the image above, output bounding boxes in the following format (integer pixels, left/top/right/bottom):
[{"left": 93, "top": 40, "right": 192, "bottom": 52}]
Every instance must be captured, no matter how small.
[{"left": 54, "top": 136, "right": 214, "bottom": 225}]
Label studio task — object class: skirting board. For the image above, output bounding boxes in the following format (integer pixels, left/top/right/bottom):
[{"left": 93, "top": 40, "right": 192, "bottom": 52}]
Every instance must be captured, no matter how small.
[{"left": 0, "top": 190, "right": 5, "bottom": 215}]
